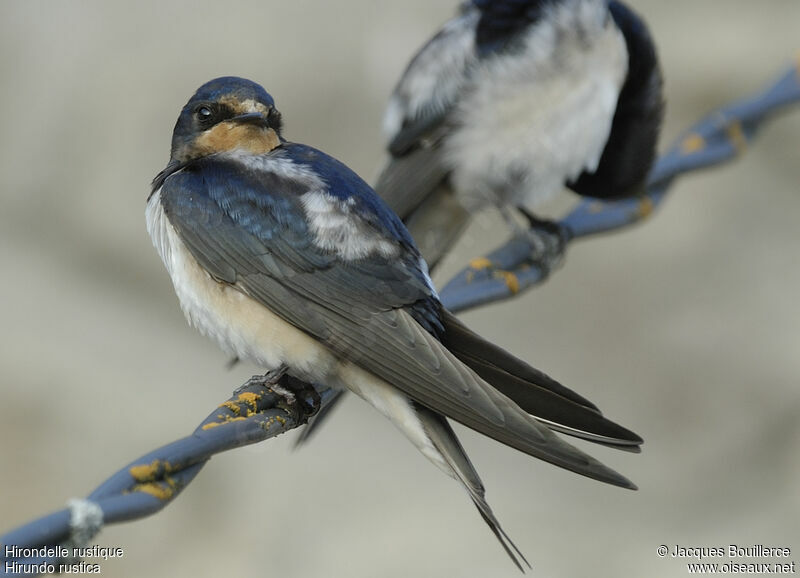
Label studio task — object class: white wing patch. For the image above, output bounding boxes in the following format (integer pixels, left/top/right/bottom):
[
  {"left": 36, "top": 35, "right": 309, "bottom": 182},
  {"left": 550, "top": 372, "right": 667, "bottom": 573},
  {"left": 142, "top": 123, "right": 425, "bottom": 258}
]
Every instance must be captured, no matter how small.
[
  {"left": 223, "top": 151, "right": 401, "bottom": 261},
  {"left": 301, "top": 190, "right": 400, "bottom": 261},
  {"left": 226, "top": 149, "right": 326, "bottom": 187}
]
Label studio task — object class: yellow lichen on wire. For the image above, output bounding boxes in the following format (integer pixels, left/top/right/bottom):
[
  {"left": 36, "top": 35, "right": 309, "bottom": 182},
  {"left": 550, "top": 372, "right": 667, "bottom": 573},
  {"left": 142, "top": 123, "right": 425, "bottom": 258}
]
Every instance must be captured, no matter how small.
[
  {"left": 203, "top": 391, "right": 265, "bottom": 429},
  {"left": 635, "top": 197, "right": 655, "bottom": 219},
  {"left": 680, "top": 133, "right": 706, "bottom": 154},
  {"left": 219, "top": 401, "right": 242, "bottom": 415},
  {"left": 133, "top": 478, "right": 178, "bottom": 501},
  {"left": 495, "top": 270, "right": 520, "bottom": 294},
  {"left": 128, "top": 460, "right": 179, "bottom": 500},
  {"left": 129, "top": 459, "right": 174, "bottom": 483},
  {"left": 726, "top": 120, "right": 748, "bottom": 154},
  {"left": 236, "top": 391, "right": 260, "bottom": 413},
  {"left": 468, "top": 257, "right": 493, "bottom": 270},
  {"left": 201, "top": 416, "right": 247, "bottom": 430}
]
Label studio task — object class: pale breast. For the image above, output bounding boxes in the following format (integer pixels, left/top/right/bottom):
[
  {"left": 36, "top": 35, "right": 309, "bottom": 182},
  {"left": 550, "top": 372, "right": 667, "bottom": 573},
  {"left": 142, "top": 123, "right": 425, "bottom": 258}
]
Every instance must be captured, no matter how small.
[
  {"left": 445, "top": 0, "right": 628, "bottom": 210},
  {"left": 145, "top": 189, "right": 338, "bottom": 383}
]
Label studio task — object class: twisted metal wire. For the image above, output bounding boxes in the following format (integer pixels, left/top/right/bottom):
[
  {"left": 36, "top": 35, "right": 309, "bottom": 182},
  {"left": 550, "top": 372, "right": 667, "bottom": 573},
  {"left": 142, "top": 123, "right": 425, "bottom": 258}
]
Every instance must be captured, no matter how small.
[{"left": 1, "top": 373, "right": 333, "bottom": 576}]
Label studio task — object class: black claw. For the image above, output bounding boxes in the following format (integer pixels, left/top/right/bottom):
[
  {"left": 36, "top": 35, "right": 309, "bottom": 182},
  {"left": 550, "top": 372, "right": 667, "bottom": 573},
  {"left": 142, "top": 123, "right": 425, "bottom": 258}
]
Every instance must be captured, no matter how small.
[
  {"left": 234, "top": 366, "right": 288, "bottom": 395},
  {"left": 283, "top": 375, "right": 323, "bottom": 423},
  {"left": 517, "top": 207, "right": 571, "bottom": 243},
  {"left": 516, "top": 207, "right": 570, "bottom": 274},
  {"left": 268, "top": 375, "right": 323, "bottom": 424}
]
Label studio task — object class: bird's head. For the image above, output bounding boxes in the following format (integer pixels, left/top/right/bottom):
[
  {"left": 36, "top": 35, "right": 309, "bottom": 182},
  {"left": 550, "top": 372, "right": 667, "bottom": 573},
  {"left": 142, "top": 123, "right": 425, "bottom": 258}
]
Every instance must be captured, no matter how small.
[{"left": 169, "top": 76, "right": 284, "bottom": 163}]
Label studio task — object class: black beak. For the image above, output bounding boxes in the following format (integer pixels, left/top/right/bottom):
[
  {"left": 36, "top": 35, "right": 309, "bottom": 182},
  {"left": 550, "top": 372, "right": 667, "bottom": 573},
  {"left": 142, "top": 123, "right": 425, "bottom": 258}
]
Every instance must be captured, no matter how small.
[{"left": 230, "top": 112, "right": 270, "bottom": 127}]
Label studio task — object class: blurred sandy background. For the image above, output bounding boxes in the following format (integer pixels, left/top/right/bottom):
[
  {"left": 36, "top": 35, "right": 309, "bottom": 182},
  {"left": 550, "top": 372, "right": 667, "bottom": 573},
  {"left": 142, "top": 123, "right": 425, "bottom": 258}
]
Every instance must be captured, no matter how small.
[{"left": 1, "top": 1, "right": 799, "bottom": 576}]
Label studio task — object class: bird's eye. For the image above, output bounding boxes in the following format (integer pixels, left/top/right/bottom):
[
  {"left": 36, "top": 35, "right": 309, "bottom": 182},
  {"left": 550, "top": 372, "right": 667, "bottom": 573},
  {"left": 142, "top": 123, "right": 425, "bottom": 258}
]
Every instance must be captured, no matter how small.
[
  {"left": 195, "top": 105, "right": 214, "bottom": 122},
  {"left": 267, "top": 107, "right": 283, "bottom": 132}
]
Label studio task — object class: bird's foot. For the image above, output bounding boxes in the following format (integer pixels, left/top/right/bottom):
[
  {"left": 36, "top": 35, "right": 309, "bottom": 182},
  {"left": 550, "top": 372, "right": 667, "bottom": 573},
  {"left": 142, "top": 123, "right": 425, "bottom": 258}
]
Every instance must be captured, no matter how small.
[
  {"left": 234, "top": 365, "right": 289, "bottom": 395},
  {"left": 516, "top": 207, "right": 571, "bottom": 275},
  {"left": 276, "top": 375, "right": 324, "bottom": 425},
  {"left": 464, "top": 209, "right": 569, "bottom": 293},
  {"left": 237, "top": 368, "right": 322, "bottom": 425}
]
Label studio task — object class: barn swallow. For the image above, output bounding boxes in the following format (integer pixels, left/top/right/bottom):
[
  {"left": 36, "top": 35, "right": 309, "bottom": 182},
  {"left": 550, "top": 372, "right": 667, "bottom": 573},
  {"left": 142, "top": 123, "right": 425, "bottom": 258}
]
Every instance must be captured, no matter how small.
[
  {"left": 376, "top": 0, "right": 663, "bottom": 227},
  {"left": 147, "top": 77, "right": 642, "bottom": 569}
]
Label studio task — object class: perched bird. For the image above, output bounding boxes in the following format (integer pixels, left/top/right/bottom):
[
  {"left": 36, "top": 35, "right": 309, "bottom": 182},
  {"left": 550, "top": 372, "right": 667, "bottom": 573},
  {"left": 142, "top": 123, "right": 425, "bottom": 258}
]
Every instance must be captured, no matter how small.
[
  {"left": 377, "top": 0, "right": 663, "bottom": 263},
  {"left": 147, "top": 77, "right": 642, "bottom": 569}
]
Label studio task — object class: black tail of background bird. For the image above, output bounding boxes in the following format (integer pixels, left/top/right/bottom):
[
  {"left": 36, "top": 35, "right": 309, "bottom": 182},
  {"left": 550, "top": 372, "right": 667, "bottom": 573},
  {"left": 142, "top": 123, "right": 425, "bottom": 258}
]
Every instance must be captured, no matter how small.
[{"left": 439, "top": 310, "right": 643, "bottom": 451}]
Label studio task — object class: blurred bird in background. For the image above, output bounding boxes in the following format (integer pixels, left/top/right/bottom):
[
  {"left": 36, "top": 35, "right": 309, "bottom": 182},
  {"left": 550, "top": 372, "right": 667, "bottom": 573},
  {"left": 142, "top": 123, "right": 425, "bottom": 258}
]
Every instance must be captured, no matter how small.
[
  {"left": 148, "top": 77, "right": 643, "bottom": 569},
  {"left": 378, "top": 0, "right": 663, "bottom": 268}
]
